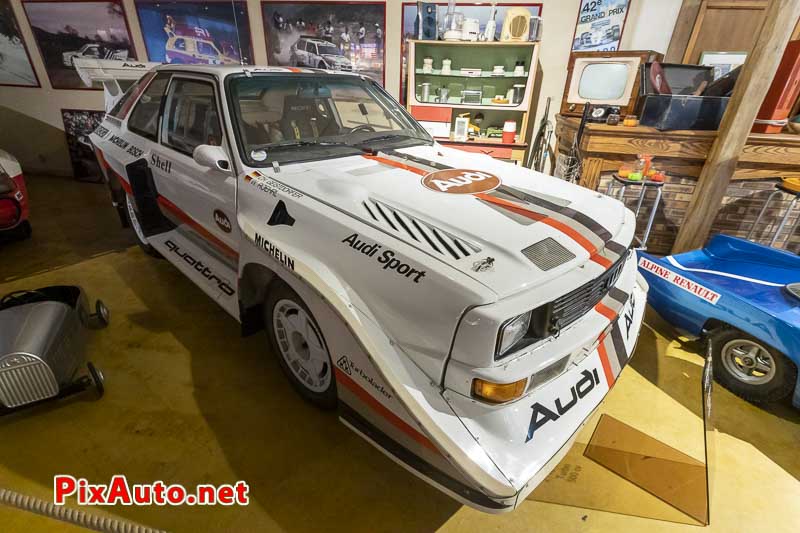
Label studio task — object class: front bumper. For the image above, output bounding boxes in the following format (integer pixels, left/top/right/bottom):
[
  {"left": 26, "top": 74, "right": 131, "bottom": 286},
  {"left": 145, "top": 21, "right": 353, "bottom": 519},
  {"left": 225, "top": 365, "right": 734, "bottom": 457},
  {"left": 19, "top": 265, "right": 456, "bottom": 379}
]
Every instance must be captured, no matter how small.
[{"left": 444, "top": 275, "right": 647, "bottom": 510}]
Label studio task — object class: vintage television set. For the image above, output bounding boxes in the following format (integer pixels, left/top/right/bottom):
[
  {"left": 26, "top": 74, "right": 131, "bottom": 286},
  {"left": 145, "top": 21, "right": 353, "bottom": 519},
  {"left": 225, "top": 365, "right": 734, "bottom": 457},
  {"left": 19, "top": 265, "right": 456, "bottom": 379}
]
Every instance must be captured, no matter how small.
[{"left": 560, "top": 50, "right": 663, "bottom": 118}]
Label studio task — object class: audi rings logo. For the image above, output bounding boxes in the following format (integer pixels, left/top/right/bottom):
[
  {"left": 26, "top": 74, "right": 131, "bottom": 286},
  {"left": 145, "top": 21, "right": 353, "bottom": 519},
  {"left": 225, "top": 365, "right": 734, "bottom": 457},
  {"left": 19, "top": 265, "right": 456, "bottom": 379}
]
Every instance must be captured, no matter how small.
[{"left": 421, "top": 169, "right": 501, "bottom": 194}]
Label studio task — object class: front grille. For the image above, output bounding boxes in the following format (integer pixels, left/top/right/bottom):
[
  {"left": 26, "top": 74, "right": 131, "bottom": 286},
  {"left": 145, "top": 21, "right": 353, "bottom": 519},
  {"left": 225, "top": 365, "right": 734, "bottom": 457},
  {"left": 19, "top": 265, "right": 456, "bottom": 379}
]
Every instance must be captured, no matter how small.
[
  {"left": 0, "top": 355, "right": 59, "bottom": 408},
  {"left": 522, "top": 238, "right": 576, "bottom": 271},
  {"left": 549, "top": 251, "right": 628, "bottom": 332},
  {"left": 362, "top": 198, "right": 480, "bottom": 260}
]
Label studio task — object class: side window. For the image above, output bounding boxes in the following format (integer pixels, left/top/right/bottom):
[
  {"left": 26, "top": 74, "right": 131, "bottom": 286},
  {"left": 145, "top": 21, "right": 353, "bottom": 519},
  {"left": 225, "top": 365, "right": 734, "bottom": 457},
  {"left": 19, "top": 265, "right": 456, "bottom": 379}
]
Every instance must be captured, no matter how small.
[
  {"left": 127, "top": 72, "right": 171, "bottom": 141},
  {"left": 298, "top": 41, "right": 306, "bottom": 52},
  {"left": 197, "top": 41, "right": 217, "bottom": 57},
  {"left": 163, "top": 79, "right": 222, "bottom": 156},
  {"left": 174, "top": 38, "right": 186, "bottom": 51},
  {"left": 109, "top": 70, "right": 156, "bottom": 120}
]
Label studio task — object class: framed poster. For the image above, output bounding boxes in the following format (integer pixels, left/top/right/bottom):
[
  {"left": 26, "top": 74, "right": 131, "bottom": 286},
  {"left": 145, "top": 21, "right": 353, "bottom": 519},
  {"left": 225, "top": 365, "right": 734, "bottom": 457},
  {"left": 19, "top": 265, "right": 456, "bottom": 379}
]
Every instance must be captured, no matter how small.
[
  {"left": 135, "top": 0, "right": 253, "bottom": 65},
  {"left": 61, "top": 109, "right": 105, "bottom": 182},
  {"left": 399, "top": 2, "right": 543, "bottom": 103},
  {"left": 22, "top": 0, "right": 136, "bottom": 89},
  {"left": 571, "top": 0, "right": 630, "bottom": 52},
  {"left": 0, "top": 0, "right": 39, "bottom": 86},
  {"left": 700, "top": 51, "right": 747, "bottom": 80},
  {"left": 261, "top": 1, "right": 386, "bottom": 86}
]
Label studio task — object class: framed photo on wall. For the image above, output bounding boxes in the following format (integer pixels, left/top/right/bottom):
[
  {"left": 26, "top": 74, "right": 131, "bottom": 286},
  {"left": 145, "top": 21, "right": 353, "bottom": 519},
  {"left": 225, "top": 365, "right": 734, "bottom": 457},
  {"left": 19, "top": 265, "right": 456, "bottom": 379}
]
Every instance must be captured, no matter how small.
[
  {"left": 261, "top": 1, "right": 386, "bottom": 86},
  {"left": 699, "top": 51, "right": 747, "bottom": 80},
  {"left": 61, "top": 109, "right": 106, "bottom": 182},
  {"left": 22, "top": 0, "right": 136, "bottom": 89},
  {"left": 399, "top": 2, "right": 543, "bottom": 103},
  {"left": 135, "top": 0, "right": 253, "bottom": 65},
  {"left": 0, "top": 0, "right": 39, "bottom": 86},
  {"left": 571, "top": 0, "right": 630, "bottom": 52}
]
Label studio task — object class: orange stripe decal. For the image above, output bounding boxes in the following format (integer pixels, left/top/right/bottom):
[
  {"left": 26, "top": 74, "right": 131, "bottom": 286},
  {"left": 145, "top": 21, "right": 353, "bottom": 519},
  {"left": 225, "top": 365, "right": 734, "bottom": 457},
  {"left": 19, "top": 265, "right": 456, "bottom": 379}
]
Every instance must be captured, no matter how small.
[
  {"left": 156, "top": 196, "right": 239, "bottom": 260},
  {"left": 594, "top": 301, "right": 617, "bottom": 322},
  {"left": 476, "top": 193, "right": 601, "bottom": 257},
  {"left": 363, "top": 154, "right": 428, "bottom": 176},
  {"left": 363, "top": 154, "right": 612, "bottom": 267},
  {"left": 597, "top": 339, "right": 616, "bottom": 387},
  {"left": 334, "top": 367, "right": 440, "bottom": 455}
]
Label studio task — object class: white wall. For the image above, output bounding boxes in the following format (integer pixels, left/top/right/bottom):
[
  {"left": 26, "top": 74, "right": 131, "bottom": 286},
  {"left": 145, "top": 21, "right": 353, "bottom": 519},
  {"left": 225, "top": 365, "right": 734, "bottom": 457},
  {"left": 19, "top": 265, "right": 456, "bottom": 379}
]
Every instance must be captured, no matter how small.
[
  {"left": 0, "top": 0, "right": 674, "bottom": 175},
  {"left": 620, "top": 0, "right": 682, "bottom": 54}
]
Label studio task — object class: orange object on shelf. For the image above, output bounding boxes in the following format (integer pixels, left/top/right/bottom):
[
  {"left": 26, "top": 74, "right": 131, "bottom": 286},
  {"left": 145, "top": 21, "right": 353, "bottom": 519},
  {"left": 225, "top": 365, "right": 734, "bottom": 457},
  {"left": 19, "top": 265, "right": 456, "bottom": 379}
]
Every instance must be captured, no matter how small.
[
  {"left": 651, "top": 172, "right": 666, "bottom": 183},
  {"left": 623, "top": 115, "right": 639, "bottom": 127}
]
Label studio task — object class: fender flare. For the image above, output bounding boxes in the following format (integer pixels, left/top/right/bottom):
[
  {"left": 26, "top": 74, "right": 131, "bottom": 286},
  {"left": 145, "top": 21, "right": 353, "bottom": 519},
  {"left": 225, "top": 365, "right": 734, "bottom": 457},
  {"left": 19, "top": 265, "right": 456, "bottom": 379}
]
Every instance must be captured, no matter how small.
[{"left": 237, "top": 236, "right": 517, "bottom": 499}]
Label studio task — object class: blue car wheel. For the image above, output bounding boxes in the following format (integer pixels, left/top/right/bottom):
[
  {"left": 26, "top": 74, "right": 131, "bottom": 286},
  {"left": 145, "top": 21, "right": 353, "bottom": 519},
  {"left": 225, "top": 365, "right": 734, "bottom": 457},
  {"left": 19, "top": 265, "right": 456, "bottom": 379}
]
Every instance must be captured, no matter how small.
[{"left": 709, "top": 328, "right": 797, "bottom": 403}]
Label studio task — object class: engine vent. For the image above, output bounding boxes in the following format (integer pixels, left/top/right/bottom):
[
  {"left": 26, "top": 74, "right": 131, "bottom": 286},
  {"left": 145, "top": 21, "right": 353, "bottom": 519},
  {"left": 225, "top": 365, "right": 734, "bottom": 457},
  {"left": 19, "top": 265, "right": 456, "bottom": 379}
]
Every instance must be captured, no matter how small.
[
  {"left": 522, "top": 238, "right": 576, "bottom": 271},
  {"left": 362, "top": 199, "right": 480, "bottom": 260}
]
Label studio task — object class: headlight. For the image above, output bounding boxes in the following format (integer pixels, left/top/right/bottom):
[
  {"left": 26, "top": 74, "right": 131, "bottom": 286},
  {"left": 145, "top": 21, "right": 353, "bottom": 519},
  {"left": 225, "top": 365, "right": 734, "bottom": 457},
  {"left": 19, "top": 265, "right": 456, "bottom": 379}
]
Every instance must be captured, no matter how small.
[
  {"left": 496, "top": 311, "right": 532, "bottom": 358},
  {"left": 785, "top": 283, "right": 800, "bottom": 300}
]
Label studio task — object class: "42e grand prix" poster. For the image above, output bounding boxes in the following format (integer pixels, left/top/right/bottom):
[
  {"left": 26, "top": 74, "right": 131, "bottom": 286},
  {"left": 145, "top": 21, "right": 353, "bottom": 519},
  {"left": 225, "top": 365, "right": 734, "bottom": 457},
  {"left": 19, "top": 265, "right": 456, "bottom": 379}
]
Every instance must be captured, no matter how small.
[{"left": 571, "top": 0, "right": 630, "bottom": 52}]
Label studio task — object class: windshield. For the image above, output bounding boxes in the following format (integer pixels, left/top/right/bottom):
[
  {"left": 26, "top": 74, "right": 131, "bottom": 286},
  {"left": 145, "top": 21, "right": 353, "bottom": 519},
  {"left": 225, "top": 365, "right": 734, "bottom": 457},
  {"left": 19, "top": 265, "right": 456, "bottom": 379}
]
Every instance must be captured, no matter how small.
[
  {"left": 318, "top": 44, "right": 340, "bottom": 56},
  {"left": 228, "top": 74, "right": 432, "bottom": 165}
]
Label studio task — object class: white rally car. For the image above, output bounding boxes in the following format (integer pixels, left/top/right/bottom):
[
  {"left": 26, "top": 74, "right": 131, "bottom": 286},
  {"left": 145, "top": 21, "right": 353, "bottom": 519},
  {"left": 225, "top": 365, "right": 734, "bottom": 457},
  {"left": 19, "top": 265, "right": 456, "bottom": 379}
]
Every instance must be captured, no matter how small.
[{"left": 85, "top": 63, "right": 647, "bottom": 512}]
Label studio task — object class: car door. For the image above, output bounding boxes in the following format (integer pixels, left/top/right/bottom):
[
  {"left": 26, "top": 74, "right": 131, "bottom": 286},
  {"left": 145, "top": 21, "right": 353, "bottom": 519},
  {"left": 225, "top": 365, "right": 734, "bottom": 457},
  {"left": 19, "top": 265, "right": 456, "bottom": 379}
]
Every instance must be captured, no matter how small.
[
  {"left": 149, "top": 74, "right": 239, "bottom": 261},
  {"left": 296, "top": 40, "right": 308, "bottom": 66}
]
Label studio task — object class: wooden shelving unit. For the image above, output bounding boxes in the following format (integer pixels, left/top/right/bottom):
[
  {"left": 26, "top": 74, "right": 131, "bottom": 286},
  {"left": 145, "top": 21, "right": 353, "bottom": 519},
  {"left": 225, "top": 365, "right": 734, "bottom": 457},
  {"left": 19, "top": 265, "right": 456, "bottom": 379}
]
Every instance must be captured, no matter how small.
[{"left": 406, "top": 40, "right": 540, "bottom": 164}]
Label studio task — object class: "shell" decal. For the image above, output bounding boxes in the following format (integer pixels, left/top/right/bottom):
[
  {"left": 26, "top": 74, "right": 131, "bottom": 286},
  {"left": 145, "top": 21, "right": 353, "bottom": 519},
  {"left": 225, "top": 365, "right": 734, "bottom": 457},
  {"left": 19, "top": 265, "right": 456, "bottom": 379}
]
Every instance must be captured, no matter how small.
[{"left": 421, "top": 169, "right": 501, "bottom": 194}]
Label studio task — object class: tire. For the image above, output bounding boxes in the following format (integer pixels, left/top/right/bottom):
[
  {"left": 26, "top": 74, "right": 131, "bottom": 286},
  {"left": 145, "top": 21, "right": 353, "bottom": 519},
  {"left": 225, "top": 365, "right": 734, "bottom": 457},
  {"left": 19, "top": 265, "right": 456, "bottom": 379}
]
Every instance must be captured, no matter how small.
[
  {"left": 708, "top": 327, "right": 797, "bottom": 403},
  {"left": 264, "top": 281, "right": 337, "bottom": 409},
  {"left": 125, "top": 194, "right": 161, "bottom": 258},
  {"left": 318, "top": 61, "right": 326, "bottom": 69}
]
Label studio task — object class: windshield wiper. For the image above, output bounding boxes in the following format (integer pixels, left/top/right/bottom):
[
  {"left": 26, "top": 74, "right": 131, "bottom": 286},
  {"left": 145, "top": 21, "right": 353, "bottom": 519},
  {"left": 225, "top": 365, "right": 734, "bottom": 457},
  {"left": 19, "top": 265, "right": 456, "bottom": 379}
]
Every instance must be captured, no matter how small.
[
  {"left": 269, "top": 139, "right": 349, "bottom": 150},
  {"left": 354, "top": 133, "right": 430, "bottom": 149}
]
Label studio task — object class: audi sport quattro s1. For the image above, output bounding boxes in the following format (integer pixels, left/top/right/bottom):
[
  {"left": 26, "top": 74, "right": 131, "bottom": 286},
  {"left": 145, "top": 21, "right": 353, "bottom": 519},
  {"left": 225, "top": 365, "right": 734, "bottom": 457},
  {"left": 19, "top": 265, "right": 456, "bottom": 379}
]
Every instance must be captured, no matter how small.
[{"left": 85, "top": 63, "right": 648, "bottom": 512}]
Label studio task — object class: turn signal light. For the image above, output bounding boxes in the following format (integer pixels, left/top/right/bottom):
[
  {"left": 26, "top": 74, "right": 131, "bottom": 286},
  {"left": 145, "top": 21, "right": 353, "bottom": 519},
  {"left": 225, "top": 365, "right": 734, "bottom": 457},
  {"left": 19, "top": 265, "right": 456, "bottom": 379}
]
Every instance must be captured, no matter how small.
[{"left": 472, "top": 377, "right": 528, "bottom": 404}]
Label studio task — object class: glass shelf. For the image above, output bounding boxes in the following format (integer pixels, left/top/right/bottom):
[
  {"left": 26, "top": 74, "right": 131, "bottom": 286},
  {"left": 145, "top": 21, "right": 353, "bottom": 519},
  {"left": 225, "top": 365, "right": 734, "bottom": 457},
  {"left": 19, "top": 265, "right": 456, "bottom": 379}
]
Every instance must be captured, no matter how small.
[{"left": 415, "top": 69, "right": 529, "bottom": 79}]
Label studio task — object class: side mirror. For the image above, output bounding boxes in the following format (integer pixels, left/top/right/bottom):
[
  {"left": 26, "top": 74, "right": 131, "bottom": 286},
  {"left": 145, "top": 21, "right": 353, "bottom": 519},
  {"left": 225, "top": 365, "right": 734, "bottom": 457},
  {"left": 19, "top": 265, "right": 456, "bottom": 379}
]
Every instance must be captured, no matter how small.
[{"left": 193, "top": 144, "right": 231, "bottom": 172}]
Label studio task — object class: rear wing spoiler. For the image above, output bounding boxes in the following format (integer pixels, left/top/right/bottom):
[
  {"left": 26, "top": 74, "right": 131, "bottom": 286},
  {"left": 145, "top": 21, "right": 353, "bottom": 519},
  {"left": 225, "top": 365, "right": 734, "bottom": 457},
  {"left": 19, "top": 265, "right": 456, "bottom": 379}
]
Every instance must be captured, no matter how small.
[{"left": 73, "top": 59, "right": 161, "bottom": 112}]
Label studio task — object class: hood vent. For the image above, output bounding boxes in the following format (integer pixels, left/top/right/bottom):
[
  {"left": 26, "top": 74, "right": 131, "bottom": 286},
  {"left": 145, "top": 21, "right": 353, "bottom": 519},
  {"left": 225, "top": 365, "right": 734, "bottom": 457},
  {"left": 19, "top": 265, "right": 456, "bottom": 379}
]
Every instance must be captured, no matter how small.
[
  {"left": 362, "top": 199, "right": 480, "bottom": 260},
  {"left": 522, "top": 238, "right": 576, "bottom": 271}
]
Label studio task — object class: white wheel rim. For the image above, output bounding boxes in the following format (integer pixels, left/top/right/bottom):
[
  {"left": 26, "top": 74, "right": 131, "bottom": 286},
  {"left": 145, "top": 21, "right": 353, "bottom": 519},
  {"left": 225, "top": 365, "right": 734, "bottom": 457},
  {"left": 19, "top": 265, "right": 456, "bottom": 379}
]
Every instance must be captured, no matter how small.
[
  {"left": 272, "top": 299, "right": 331, "bottom": 393},
  {"left": 721, "top": 339, "right": 776, "bottom": 385},
  {"left": 125, "top": 194, "right": 147, "bottom": 244}
]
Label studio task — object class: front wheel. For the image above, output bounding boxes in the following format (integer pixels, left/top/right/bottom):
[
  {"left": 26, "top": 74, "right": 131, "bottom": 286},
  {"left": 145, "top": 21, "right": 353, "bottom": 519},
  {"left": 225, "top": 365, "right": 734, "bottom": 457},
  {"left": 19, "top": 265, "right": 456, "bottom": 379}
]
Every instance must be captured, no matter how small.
[
  {"left": 125, "top": 194, "right": 161, "bottom": 258},
  {"left": 708, "top": 328, "right": 797, "bottom": 403},
  {"left": 265, "top": 281, "right": 337, "bottom": 409}
]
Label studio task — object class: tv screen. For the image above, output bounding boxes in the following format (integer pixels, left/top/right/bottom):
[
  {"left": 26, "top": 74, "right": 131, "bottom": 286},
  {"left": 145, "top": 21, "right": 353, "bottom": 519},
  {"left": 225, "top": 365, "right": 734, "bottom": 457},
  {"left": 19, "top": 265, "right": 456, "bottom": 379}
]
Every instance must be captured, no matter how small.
[{"left": 578, "top": 63, "right": 630, "bottom": 100}]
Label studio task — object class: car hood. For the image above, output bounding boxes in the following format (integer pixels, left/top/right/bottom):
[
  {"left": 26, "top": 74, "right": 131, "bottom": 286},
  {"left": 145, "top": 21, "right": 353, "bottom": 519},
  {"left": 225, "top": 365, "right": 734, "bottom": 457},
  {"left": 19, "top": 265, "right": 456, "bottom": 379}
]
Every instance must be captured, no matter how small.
[
  {"left": 322, "top": 54, "right": 348, "bottom": 63},
  {"left": 253, "top": 144, "right": 631, "bottom": 298}
]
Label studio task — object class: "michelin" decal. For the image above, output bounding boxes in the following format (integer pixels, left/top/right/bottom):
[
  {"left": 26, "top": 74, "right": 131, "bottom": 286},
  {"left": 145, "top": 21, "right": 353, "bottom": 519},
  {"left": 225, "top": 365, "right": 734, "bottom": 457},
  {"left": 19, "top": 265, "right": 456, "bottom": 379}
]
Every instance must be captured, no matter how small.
[{"left": 254, "top": 232, "right": 295, "bottom": 271}]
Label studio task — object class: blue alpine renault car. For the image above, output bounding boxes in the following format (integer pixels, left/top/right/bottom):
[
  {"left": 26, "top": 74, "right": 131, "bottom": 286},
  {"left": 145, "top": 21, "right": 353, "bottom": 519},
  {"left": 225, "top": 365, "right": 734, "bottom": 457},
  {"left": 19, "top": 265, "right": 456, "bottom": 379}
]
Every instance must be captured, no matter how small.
[{"left": 638, "top": 235, "right": 800, "bottom": 409}]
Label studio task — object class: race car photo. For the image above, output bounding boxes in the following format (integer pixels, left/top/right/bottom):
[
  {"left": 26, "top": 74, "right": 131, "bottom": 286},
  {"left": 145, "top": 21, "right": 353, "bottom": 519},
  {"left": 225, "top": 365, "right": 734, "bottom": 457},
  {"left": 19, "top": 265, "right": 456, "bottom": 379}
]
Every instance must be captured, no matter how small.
[
  {"left": 62, "top": 43, "right": 129, "bottom": 68},
  {"left": 164, "top": 25, "right": 239, "bottom": 65},
  {"left": 0, "top": 148, "right": 31, "bottom": 241},
  {"left": 290, "top": 36, "right": 354, "bottom": 71},
  {"left": 638, "top": 235, "right": 800, "bottom": 410},
  {"left": 82, "top": 61, "right": 647, "bottom": 512}
]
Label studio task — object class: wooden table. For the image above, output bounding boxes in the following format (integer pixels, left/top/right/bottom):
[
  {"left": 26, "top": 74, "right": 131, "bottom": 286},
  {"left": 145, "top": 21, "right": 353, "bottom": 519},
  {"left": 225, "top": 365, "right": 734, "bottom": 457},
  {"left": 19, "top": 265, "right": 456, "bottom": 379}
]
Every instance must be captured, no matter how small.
[
  {"left": 556, "top": 115, "right": 800, "bottom": 190},
  {"left": 437, "top": 136, "right": 528, "bottom": 164},
  {"left": 555, "top": 115, "right": 800, "bottom": 253}
]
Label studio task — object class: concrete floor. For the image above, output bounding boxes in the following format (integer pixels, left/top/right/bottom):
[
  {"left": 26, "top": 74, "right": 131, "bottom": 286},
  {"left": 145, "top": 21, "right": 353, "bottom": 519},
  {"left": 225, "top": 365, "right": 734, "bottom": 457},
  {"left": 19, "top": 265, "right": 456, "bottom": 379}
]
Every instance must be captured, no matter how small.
[{"left": 1, "top": 176, "right": 799, "bottom": 532}]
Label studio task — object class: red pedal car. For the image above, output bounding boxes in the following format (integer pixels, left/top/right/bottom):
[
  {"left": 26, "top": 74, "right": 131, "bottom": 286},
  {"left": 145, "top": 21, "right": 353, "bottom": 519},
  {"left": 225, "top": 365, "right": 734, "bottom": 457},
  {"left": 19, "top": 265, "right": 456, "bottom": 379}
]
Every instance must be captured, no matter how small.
[{"left": 0, "top": 149, "right": 31, "bottom": 240}]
